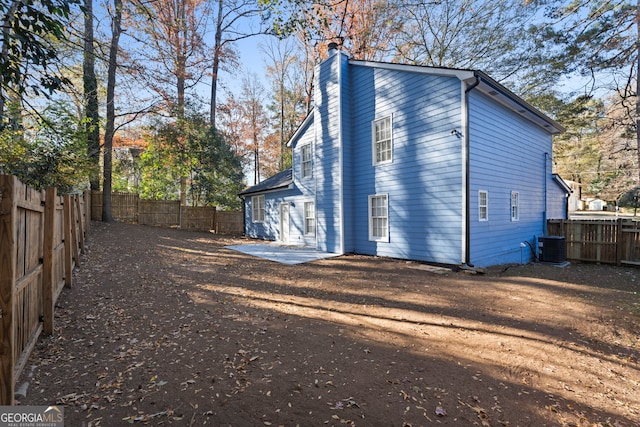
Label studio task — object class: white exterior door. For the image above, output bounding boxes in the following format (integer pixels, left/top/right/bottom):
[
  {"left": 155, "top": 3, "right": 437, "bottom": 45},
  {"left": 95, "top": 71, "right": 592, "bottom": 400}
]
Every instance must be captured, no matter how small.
[{"left": 279, "top": 203, "right": 290, "bottom": 243}]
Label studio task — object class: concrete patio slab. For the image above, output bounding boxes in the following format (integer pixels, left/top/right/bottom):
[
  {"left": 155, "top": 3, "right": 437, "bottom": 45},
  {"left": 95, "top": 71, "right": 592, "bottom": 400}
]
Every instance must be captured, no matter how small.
[{"left": 225, "top": 243, "right": 341, "bottom": 265}]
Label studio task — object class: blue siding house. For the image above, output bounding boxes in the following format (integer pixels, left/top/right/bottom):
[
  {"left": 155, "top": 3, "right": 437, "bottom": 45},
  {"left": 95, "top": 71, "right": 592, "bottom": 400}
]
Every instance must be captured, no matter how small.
[{"left": 239, "top": 46, "right": 569, "bottom": 268}]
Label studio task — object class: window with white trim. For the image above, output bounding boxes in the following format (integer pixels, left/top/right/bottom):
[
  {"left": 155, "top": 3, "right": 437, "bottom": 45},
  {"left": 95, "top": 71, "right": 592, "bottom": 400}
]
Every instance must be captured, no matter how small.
[
  {"left": 301, "top": 144, "right": 312, "bottom": 179},
  {"left": 304, "top": 201, "right": 315, "bottom": 235},
  {"left": 251, "top": 195, "right": 265, "bottom": 223},
  {"left": 369, "top": 195, "right": 389, "bottom": 241},
  {"left": 372, "top": 116, "right": 392, "bottom": 165},
  {"left": 478, "top": 190, "right": 488, "bottom": 221},
  {"left": 511, "top": 191, "right": 519, "bottom": 222}
]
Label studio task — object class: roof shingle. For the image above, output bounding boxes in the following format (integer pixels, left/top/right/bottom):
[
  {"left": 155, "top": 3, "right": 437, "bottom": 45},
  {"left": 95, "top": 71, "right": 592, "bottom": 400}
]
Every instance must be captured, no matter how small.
[{"left": 239, "top": 168, "right": 293, "bottom": 196}]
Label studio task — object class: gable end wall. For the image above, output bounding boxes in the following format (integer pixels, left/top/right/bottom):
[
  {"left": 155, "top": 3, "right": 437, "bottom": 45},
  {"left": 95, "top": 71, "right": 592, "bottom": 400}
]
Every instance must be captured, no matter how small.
[{"left": 347, "top": 64, "right": 464, "bottom": 264}]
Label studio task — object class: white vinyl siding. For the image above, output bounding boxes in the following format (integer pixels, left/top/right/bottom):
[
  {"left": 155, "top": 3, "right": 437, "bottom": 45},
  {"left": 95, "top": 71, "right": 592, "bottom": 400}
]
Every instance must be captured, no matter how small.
[
  {"left": 479, "top": 190, "right": 488, "bottom": 221},
  {"left": 301, "top": 144, "right": 312, "bottom": 179},
  {"left": 368, "top": 195, "right": 389, "bottom": 241},
  {"left": 372, "top": 116, "right": 392, "bottom": 165},
  {"left": 511, "top": 191, "right": 519, "bottom": 222},
  {"left": 304, "top": 201, "right": 315, "bottom": 235},
  {"left": 251, "top": 195, "right": 265, "bottom": 223}
]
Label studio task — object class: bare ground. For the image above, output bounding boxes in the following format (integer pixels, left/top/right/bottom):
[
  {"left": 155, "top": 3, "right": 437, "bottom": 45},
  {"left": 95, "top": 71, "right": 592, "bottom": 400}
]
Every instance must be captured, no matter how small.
[{"left": 18, "top": 222, "right": 640, "bottom": 426}]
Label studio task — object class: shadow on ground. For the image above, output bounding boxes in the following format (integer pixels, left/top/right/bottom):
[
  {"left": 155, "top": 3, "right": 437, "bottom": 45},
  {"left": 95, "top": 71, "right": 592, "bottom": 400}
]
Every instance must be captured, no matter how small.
[{"left": 19, "top": 222, "right": 640, "bottom": 426}]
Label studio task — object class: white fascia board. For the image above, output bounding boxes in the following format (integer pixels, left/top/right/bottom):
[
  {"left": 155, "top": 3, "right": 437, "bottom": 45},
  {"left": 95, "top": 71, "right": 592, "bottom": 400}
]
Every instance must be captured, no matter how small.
[
  {"left": 349, "top": 59, "right": 476, "bottom": 81},
  {"left": 350, "top": 60, "right": 564, "bottom": 135},
  {"left": 473, "top": 76, "right": 565, "bottom": 135},
  {"left": 286, "top": 112, "right": 314, "bottom": 148}
]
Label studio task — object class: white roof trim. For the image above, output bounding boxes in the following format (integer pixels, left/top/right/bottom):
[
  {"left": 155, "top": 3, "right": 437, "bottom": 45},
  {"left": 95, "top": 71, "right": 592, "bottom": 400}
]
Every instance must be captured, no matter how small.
[
  {"left": 473, "top": 77, "right": 564, "bottom": 134},
  {"left": 553, "top": 174, "right": 572, "bottom": 194},
  {"left": 348, "top": 60, "right": 564, "bottom": 135},
  {"left": 286, "top": 112, "right": 314, "bottom": 148},
  {"left": 349, "top": 59, "right": 475, "bottom": 80}
]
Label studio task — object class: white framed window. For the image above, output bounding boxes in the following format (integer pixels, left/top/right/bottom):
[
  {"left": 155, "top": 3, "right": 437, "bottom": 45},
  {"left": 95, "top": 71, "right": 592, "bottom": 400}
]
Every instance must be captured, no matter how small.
[
  {"left": 301, "top": 144, "right": 312, "bottom": 179},
  {"left": 511, "top": 191, "right": 519, "bottom": 222},
  {"left": 478, "top": 190, "right": 488, "bottom": 221},
  {"left": 251, "top": 194, "right": 265, "bottom": 223},
  {"left": 368, "top": 194, "right": 389, "bottom": 241},
  {"left": 372, "top": 115, "right": 392, "bottom": 165},
  {"left": 304, "top": 201, "right": 315, "bottom": 235}
]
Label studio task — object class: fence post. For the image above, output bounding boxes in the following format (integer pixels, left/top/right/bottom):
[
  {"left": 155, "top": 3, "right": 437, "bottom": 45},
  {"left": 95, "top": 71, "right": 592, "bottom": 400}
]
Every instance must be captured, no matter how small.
[
  {"left": 70, "top": 196, "right": 79, "bottom": 266},
  {"left": 84, "top": 190, "right": 91, "bottom": 233},
  {"left": 63, "top": 195, "right": 73, "bottom": 288},
  {"left": 42, "top": 188, "right": 57, "bottom": 335},
  {"left": 75, "top": 195, "right": 85, "bottom": 254},
  {"left": 0, "top": 175, "right": 17, "bottom": 405},
  {"left": 616, "top": 218, "right": 624, "bottom": 266}
]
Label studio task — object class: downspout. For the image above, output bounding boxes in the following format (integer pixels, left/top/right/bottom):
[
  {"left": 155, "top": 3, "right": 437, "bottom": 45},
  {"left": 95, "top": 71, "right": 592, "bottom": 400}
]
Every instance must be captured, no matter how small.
[
  {"left": 240, "top": 195, "right": 246, "bottom": 236},
  {"left": 544, "top": 152, "right": 549, "bottom": 235},
  {"left": 337, "top": 51, "right": 345, "bottom": 255},
  {"left": 463, "top": 74, "right": 481, "bottom": 267}
]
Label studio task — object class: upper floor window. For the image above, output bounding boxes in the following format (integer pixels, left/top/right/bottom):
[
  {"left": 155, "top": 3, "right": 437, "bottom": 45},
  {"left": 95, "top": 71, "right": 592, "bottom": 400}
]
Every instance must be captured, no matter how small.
[
  {"left": 252, "top": 194, "right": 265, "bottom": 223},
  {"left": 511, "top": 191, "right": 519, "bottom": 222},
  {"left": 478, "top": 190, "right": 488, "bottom": 221},
  {"left": 301, "top": 144, "right": 312, "bottom": 179},
  {"left": 372, "top": 116, "right": 392, "bottom": 165}
]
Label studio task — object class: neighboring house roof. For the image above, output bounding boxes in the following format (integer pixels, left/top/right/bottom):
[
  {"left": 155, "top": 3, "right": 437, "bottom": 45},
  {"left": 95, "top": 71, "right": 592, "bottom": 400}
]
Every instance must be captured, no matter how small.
[
  {"left": 553, "top": 174, "right": 572, "bottom": 194},
  {"left": 239, "top": 168, "right": 293, "bottom": 196}
]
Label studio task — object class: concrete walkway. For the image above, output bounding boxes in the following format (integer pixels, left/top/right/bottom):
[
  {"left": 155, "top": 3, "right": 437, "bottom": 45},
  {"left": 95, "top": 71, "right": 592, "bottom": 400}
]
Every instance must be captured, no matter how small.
[{"left": 225, "top": 243, "right": 340, "bottom": 264}]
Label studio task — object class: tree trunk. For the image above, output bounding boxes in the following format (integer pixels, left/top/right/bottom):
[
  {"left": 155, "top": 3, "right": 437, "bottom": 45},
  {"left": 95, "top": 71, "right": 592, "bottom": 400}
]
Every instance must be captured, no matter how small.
[
  {"left": 254, "top": 143, "right": 260, "bottom": 185},
  {"left": 176, "top": 0, "right": 186, "bottom": 118},
  {"left": 279, "top": 79, "right": 284, "bottom": 170},
  {"left": 83, "top": 0, "right": 101, "bottom": 191},
  {"left": 636, "top": 0, "right": 639, "bottom": 189},
  {"left": 102, "top": 0, "right": 122, "bottom": 222},
  {"left": 209, "top": 0, "right": 223, "bottom": 128},
  {"left": 177, "top": 0, "right": 187, "bottom": 205},
  {"left": 0, "top": 1, "right": 20, "bottom": 123}
]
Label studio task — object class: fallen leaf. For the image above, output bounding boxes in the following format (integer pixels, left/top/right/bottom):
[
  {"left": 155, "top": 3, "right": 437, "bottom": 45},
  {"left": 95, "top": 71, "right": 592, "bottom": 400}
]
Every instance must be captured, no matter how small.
[{"left": 435, "top": 406, "right": 447, "bottom": 417}]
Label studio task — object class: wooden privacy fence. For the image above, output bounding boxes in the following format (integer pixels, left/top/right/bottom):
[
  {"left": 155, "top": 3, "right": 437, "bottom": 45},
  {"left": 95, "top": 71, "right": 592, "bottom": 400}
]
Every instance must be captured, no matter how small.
[
  {"left": 216, "top": 210, "right": 244, "bottom": 234},
  {"left": 139, "top": 199, "right": 180, "bottom": 227},
  {"left": 547, "top": 218, "right": 640, "bottom": 266},
  {"left": 0, "top": 175, "right": 89, "bottom": 405},
  {"left": 91, "top": 191, "right": 242, "bottom": 233}
]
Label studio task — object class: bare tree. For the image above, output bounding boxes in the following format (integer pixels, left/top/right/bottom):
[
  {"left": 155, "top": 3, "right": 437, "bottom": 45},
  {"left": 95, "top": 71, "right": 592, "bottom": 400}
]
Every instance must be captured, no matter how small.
[
  {"left": 102, "top": 0, "right": 123, "bottom": 222},
  {"left": 209, "top": 0, "right": 273, "bottom": 128},
  {"left": 130, "top": 0, "right": 211, "bottom": 117},
  {"left": 262, "top": 37, "right": 305, "bottom": 170},
  {"left": 239, "top": 74, "right": 270, "bottom": 184},
  {"left": 393, "top": 0, "right": 532, "bottom": 82},
  {"left": 83, "top": 0, "right": 101, "bottom": 191}
]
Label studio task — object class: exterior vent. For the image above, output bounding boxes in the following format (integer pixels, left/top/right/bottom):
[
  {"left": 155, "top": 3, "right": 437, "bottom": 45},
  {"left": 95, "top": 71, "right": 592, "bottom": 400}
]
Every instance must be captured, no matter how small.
[{"left": 488, "top": 90, "right": 498, "bottom": 96}]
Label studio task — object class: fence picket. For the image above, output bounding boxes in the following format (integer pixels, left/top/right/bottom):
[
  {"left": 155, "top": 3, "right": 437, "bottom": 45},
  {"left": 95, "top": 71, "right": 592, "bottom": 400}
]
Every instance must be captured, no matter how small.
[
  {"left": 90, "top": 191, "right": 242, "bottom": 233},
  {"left": 0, "top": 175, "right": 17, "bottom": 405},
  {"left": 0, "top": 176, "right": 89, "bottom": 405},
  {"left": 43, "top": 187, "right": 56, "bottom": 335},
  {"left": 548, "top": 218, "right": 640, "bottom": 265}
]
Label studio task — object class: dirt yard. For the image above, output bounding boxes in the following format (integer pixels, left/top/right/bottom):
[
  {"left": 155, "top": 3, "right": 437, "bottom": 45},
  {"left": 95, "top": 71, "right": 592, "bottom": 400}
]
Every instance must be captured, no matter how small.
[{"left": 19, "top": 222, "right": 639, "bottom": 426}]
